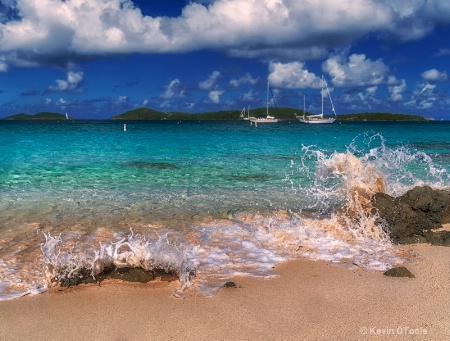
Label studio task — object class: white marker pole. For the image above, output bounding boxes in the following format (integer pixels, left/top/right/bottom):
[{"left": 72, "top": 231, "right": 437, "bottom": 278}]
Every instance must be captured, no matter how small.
[{"left": 124, "top": 124, "right": 127, "bottom": 131}]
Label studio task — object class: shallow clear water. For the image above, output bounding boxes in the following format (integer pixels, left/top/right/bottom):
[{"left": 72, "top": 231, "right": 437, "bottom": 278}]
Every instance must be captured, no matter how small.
[{"left": 1, "top": 119, "right": 449, "bottom": 299}]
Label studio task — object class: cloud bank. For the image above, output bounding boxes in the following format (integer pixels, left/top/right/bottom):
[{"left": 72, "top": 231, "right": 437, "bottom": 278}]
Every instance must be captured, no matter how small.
[{"left": 1, "top": 0, "right": 450, "bottom": 70}]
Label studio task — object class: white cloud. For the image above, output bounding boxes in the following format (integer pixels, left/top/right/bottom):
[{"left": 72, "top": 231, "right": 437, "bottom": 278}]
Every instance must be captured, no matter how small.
[
  {"left": 323, "top": 53, "right": 390, "bottom": 87},
  {"left": 268, "top": 61, "right": 321, "bottom": 89},
  {"left": 419, "top": 82, "right": 436, "bottom": 95},
  {"left": 340, "top": 86, "right": 381, "bottom": 110},
  {"left": 230, "top": 72, "right": 257, "bottom": 87},
  {"left": 1, "top": 0, "right": 450, "bottom": 69},
  {"left": 117, "top": 95, "right": 128, "bottom": 103},
  {"left": 161, "top": 79, "right": 184, "bottom": 99},
  {"left": 49, "top": 70, "right": 84, "bottom": 92},
  {"left": 421, "top": 69, "right": 448, "bottom": 82},
  {"left": 0, "top": 55, "right": 8, "bottom": 72},
  {"left": 208, "top": 89, "right": 224, "bottom": 103},
  {"left": 199, "top": 71, "right": 221, "bottom": 90},
  {"left": 241, "top": 89, "right": 258, "bottom": 102},
  {"left": 160, "top": 100, "right": 171, "bottom": 109},
  {"left": 388, "top": 78, "right": 407, "bottom": 102}
]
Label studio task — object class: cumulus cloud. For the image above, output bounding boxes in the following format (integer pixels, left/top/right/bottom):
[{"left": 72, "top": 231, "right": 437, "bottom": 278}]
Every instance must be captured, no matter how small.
[
  {"left": 161, "top": 79, "right": 185, "bottom": 99},
  {"left": 241, "top": 89, "right": 258, "bottom": 102},
  {"left": 387, "top": 77, "right": 407, "bottom": 102},
  {"left": 268, "top": 61, "right": 321, "bottom": 89},
  {"left": 1, "top": 0, "right": 450, "bottom": 69},
  {"left": 419, "top": 83, "right": 437, "bottom": 95},
  {"left": 323, "top": 53, "right": 390, "bottom": 87},
  {"left": 208, "top": 89, "right": 224, "bottom": 103},
  {"left": 230, "top": 72, "right": 257, "bottom": 87},
  {"left": 48, "top": 70, "right": 84, "bottom": 92},
  {"left": 421, "top": 68, "right": 448, "bottom": 82},
  {"left": 199, "top": 71, "right": 221, "bottom": 90}
]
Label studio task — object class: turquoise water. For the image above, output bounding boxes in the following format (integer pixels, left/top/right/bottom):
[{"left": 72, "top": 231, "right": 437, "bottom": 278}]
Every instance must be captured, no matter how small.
[{"left": 0, "top": 119, "right": 449, "bottom": 299}]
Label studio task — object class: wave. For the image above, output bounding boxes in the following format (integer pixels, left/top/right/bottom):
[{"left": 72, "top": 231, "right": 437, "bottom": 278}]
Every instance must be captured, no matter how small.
[{"left": 1, "top": 133, "right": 449, "bottom": 300}]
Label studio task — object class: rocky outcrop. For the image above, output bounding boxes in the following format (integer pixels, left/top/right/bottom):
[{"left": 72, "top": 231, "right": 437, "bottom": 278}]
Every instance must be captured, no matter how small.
[
  {"left": 371, "top": 186, "right": 450, "bottom": 245},
  {"left": 59, "top": 266, "right": 177, "bottom": 287},
  {"left": 383, "top": 267, "right": 415, "bottom": 278}
]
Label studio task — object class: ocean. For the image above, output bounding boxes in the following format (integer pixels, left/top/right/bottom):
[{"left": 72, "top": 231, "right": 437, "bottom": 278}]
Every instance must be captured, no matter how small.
[{"left": 1, "top": 119, "right": 449, "bottom": 299}]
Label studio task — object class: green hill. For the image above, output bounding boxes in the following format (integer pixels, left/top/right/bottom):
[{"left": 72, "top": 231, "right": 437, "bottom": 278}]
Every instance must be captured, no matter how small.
[
  {"left": 112, "top": 108, "right": 171, "bottom": 120},
  {"left": 111, "top": 106, "right": 303, "bottom": 120},
  {"left": 338, "top": 112, "right": 426, "bottom": 121},
  {"left": 111, "top": 107, "right": 243, "bottom": 120},
  {"left": 2, "top": 112, "right": 68, "bottom": 120},
  {"left": 2, "top": 109, "right": 428, "bottom": 121}
]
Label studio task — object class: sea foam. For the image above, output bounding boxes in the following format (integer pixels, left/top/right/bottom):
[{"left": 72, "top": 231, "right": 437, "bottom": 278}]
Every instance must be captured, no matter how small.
[{"left": 1, "top": 132, "right": 449, "bottom": 300}]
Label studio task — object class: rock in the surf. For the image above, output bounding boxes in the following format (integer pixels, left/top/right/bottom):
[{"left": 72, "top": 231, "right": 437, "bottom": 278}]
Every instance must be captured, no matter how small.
[{"left": 371, "top": 186, "right": 450, "bottom": 245}]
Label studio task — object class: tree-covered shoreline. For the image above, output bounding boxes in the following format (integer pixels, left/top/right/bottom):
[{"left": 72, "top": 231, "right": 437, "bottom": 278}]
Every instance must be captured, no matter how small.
[{"left": 1, "top": 108, "right": 429, "bottom": 121}]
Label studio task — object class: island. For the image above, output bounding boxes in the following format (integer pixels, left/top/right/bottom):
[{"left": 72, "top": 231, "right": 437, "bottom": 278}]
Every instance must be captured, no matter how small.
[
  {"left": 1, "top": 108, "right": 428, "bottom": 121},
  {"left": 2, "top": 112, "right": 69, "bottom": 120},
  {"left": 338, "top": 112, "right": 427, "bottom": 121},
  {"left": 110, "top": 107, "right": 300, "bottom": 120}
]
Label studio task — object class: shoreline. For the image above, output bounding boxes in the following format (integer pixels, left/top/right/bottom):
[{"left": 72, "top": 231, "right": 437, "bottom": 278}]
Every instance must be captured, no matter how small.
[{"left": 0, "top": 244, "right": 448, "bottom": 340}]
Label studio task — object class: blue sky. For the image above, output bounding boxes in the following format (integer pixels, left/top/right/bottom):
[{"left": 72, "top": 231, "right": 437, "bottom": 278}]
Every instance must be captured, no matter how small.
[{"left": 1, "top": 0, "right": 450, "bottom": 119}]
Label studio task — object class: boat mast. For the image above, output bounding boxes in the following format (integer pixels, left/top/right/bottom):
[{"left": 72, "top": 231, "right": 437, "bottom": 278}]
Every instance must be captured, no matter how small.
[
  {"left": 321, "top": 75, "right": 324, "bottom": 117},
  {"left": 324, "top": 77, "right": 337, "bottom": 118},
  {"left": 303, "top": 95, "right": 305, "bottom": 118},
  {"left": 266, "top": 81, "right": 269, "bottom": 117}
]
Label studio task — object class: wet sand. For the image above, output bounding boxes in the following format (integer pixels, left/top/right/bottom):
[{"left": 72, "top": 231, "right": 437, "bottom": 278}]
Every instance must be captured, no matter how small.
[{"left": 0, "top": 244, "right": 448, "bottom": 340}]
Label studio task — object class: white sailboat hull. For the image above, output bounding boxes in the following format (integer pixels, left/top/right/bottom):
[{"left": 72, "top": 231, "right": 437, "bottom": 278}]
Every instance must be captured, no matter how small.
[
  {"left": 297, "top": 117, "right": 335, "bottom": 124},
  {"left": 297, "top": 75, "right": 337, "bottom": 124},
  {"left": 250, "top": 117, "right": 279, "bottom": 123},
  {"left": 250, "top": 120, "right": 279, "bottom": 123},
  {"left": 250, "top": 82, "right": 279, "bottom": 123}
]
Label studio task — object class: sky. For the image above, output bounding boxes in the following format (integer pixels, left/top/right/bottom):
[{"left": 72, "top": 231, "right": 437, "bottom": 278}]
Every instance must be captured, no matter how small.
[{"left": 1, "top": 0, "right": 450, "bottom": 120}]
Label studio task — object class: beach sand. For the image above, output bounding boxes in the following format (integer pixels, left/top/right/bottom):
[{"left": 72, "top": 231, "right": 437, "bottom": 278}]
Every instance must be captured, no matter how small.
[{"left": 0, "top": 244, "right": 448, "bottom": 341}]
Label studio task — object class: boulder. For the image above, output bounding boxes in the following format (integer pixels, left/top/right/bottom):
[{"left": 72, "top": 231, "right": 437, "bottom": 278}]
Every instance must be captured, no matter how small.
[
  {"left": 383, "top": 267, "right": 415, "bottom": 278},
  {"left": 371, "top": 186, "right": 450, "bottom": 244}
]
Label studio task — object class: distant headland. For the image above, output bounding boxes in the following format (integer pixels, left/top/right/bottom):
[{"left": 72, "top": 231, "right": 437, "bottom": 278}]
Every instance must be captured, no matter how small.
[
  {"left": 1, "top": 108, "right": 429, "bottom": 121},
  {"left": 1, "top": 112, "right": 69, "bottom": 120}
]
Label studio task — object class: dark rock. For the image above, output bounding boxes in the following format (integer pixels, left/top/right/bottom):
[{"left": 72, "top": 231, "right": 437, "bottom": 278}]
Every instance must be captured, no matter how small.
[
  {"left": 396, "top": 235, "right": 428, "bottom": 245},
  {"left": 58, "top": 266, "right": 176, "bottom": 287},
  {"left": 107, "top": 267, "right": 156, "bottom": 283},
  {"left": 422, "top": 231, "right": 450, "bottom": 246},
  {"left": 59, "top": 269, "right": 96, "bottom": 287},
  {"left": 224, "top": 281, "right": 238, "bottom": 288},
  {"left": 371, "top": 186, "right": 450, "bottom": 244},
  {"left": 383, "top": 267, "right": 415, "bottom": 278}
]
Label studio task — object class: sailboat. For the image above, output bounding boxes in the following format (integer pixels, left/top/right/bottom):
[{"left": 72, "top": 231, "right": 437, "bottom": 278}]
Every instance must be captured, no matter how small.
[
  {"left": 250, "top": 81, "right": 279, "bottom": 123},
  {"left": 297, "top": 75, "right": 336, "bottom": 124},
  {"left": 240, "top": 106, "right": 251, "bottom": 120}
]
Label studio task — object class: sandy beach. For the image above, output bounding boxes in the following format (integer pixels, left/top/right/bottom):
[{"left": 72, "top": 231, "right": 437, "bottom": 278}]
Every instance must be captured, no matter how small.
[{"left": 0, "top": 243, "right": 448, "bottom": 341}]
